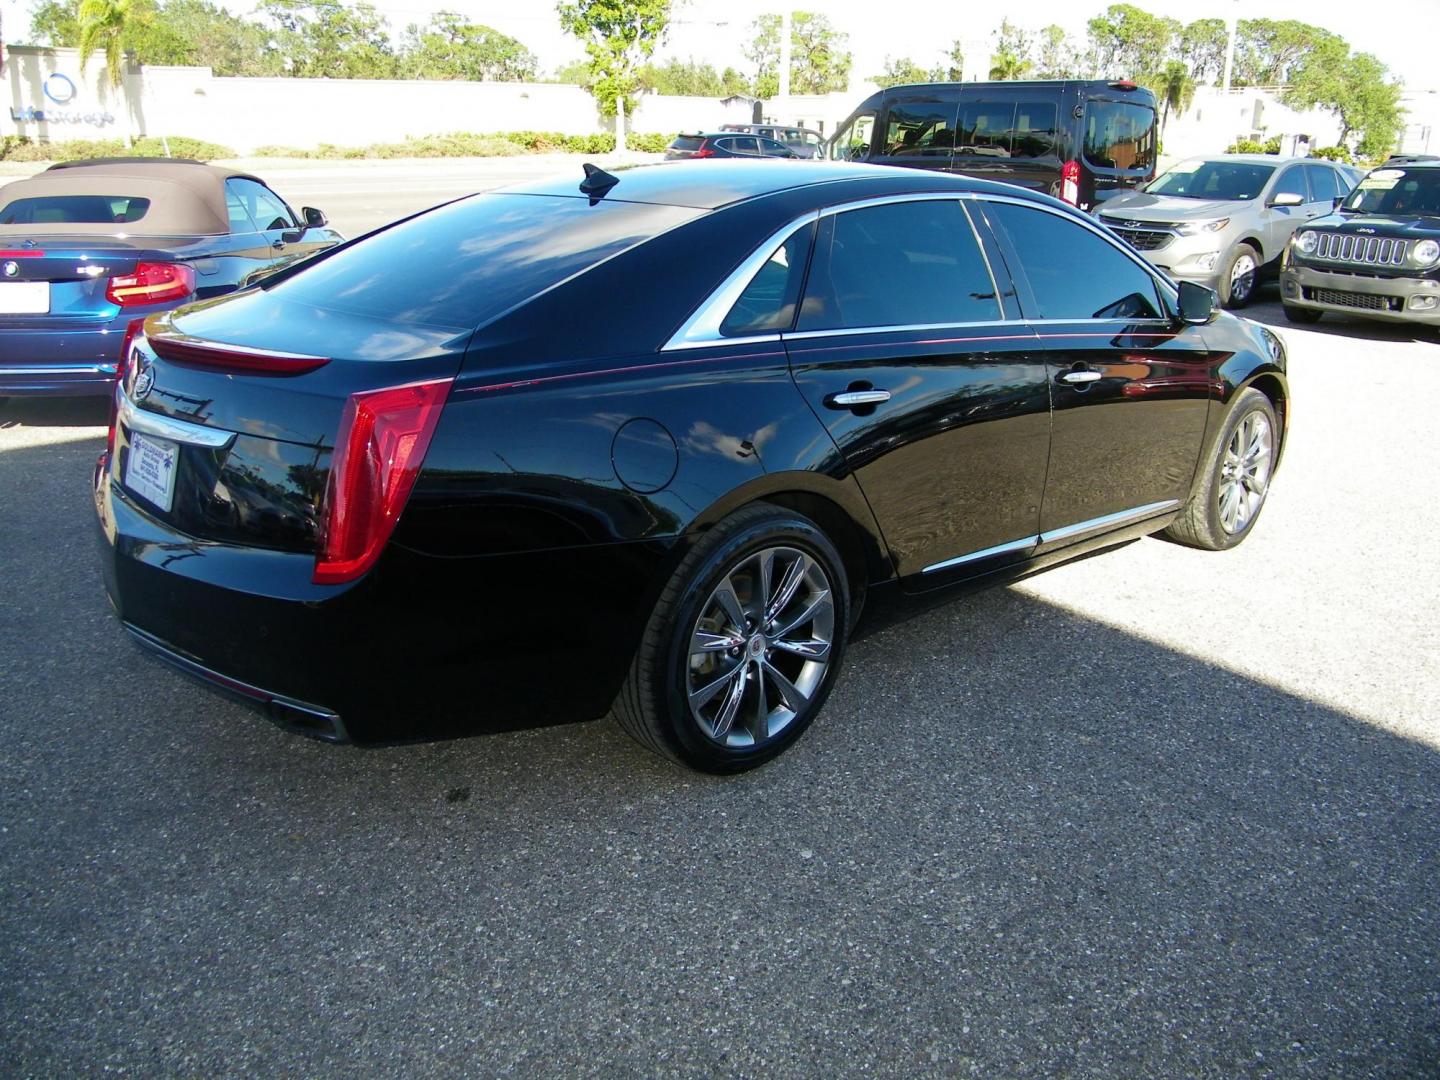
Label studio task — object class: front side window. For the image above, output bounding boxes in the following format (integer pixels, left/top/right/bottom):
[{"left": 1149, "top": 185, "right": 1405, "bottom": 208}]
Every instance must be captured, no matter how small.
[
  {"left": 1146, "top": 160, "right": 1274, "bottom": 201},
  {"left": 882, "top": 101, "right": 959, "bottom": 158},
  {"left": 226, "top": 179, "right": 295, "bottom": 233},
  {"left": 798, "top": 200, "right": 1000, "bottom": 331},
  {"left": 1083, "top": 101, "right": 1157, "bottom": 172},
  {"left": 830, "top": 112, "right": 876, "bottom": 161},
  {"left": 985, "top": 202, "right": 1162, "bottom": 321},
  {"left": 721, "top": 223, "right": 814, "bottom": 336},
  {"left": 1271, "top": 167, "right": 1308, "bottom": 202},
  {"left": 958, "top": 102, "right": 1016, "bottom": 158}
]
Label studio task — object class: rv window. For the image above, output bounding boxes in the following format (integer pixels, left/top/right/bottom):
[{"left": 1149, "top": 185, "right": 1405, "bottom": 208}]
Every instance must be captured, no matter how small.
[
  {"left": 958, "top": 103, "right": 1016, "bottom": 158},
  {"left": 882, "top": 101, "right": 959, "bottom": 157},
  {"left": 1012, "top": 102, "right": 1059, "bottom": 159}
]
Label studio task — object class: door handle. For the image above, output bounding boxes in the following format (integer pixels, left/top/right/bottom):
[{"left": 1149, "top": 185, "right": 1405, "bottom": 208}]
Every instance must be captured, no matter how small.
[
  {"left": 826, "top": 389, "right": 891, "bottom": 408},
  {"left": 1059, "top": 370, "right": 1103, "bottom": 385},
  {"left": 272, "top": 239, "right": 285, "bottom": 250}
]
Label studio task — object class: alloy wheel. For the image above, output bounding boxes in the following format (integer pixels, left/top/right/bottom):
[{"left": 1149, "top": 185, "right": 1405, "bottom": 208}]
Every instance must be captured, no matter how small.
[
  {"left": 1218, "top": 410, "right": 1273, "bottom": 534},
  {"left": 1229, "top": 251, "right": 1258, "bottom": 303},
  {"left": 685, "top": 545, "right": 835, "bottom": 748}
]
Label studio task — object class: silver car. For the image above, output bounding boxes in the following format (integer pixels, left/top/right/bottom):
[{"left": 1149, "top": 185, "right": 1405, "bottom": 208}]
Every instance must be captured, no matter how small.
[{"left": 1097, "top": 154, "right": 1361, "bottom": 307}]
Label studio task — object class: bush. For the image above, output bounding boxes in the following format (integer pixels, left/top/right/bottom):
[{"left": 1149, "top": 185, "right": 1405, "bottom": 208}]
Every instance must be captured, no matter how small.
[
  {"left": 0, "top": 135, "right": 235, "bottom": 162},
  {"left": 1310, "top": 145, "right": 1354, "bottom": 164},
  {"left": 1263, "top": 135, "right": 1283, "bottom": 155},
  {"left": 1224, "top": 138, "right": 1270, "bottom": 155},
  {"left": 627, "top": 132, "right": 671, "bottom": 153}
]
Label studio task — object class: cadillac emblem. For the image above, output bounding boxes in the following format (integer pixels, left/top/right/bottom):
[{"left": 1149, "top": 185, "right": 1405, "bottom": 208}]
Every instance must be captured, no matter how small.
[
  {"left": 2, "top": 261, "right": 18, "bottom": 278},
  {"left": 133, "top": 355, "right": 155, "bottom": 400}
]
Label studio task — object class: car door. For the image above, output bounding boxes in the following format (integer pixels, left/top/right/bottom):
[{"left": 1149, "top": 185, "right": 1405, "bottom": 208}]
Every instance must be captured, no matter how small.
[
  {"left": 784, "top": 196, "right": 1052, "bottom": 588},
  {"left": 227, "top": 177, "right": 328, "bottom": 273},
  {"left": 1261, "top": 165, "right": 1311, "bottom": 256},
  {"left": 974, "top": 197, "right": 1215, "bottom": 545},
  {"left": 1303, "top": 163, "right": 1343, "bottom": 216}
]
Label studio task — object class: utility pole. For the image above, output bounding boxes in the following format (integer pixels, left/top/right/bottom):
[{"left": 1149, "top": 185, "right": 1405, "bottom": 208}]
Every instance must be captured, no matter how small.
[
  {"left": 779, "top": 9, "right": 791, "bottom": 100},
  {"left": 1221, "top": 0, "right": 1238, "bottom": 92}
]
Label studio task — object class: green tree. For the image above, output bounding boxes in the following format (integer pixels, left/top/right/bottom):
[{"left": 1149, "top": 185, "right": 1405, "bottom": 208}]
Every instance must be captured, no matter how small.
[
  {"left": 1234, "top": 19, "right": 1337, "bottom": 87},
  {"left": 1143, "top": 58, "right": 1195, "bottom": 134},
  {"left": 27, "top": 0, "right": 278, "bottom": 74},
  {"left": 556, "top": 0, "right": 672, "bottom": 133},
  {"left": 1177, "top": 18, "right": 1225, "bottom": 85},
  {"left": 399, "top": 14, "right": 538, "bottom": 81},
  {"left": 1285, "top": 47, "right": 1404, "bottom": 157},
  {"left": 1033, "top": 25, "right": 1078, "bottom": 79},
  {"left": 257, "top": 0, "right": 396, "bottom": 79},
  {"left": 872, "top": 56, "right": 929, "bottom": 89},
  {"left": 640, "top": 56, "right": 722, "bottom": 96},
  {"left": 937, "top": 40, "right": 964, "bottom": 81},
  {"left": 745, "top": 12, "right": 851, "bottom": 97},
  {"left": 989, "top": 17, "right": 1032, "bottom": 81},
  {"left": 78, "top": 0, "right": 146, "bottom": 144},
  {"left": 719, "top": 66, "right": 751, "bottom": 97},
  {"left": 551, "top": 58, "right": 592, "bottom": 85},
  {"left": 1086, "top": 3, "right": 1178, "bottom": 79}
]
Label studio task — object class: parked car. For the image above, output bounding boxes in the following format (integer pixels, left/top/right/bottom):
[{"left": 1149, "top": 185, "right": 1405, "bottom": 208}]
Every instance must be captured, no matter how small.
[
  {"left": 1280, "top": 157, "right": 1440, "bottom": 328},
  {"left": 665, "top": 133, "right": 800, "bottom": 160},
  {"left": 0, "top": 158, "right": 341, "bottom": 398},
  {"left": 1097, "top": 154, "right": 1359, "bottom": 307},
  {"left": 720, "top": 124, "right": 826, "bottom": 158},
  {"left": 95, "top": 160, "right": 1288, "bottom": 773},
  {"left": 826, "top": 79, "right": 1158, "bottom": 211}
]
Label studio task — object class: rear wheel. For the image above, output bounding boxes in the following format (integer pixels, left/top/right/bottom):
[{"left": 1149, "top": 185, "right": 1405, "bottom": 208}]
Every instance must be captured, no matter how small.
[
  {"left": 1163, "top": 387, "right": 1278, "bottom": 551},
  {"left": 615, "top": 503, "right": 850, "bottom": 773},
  {"left": 1283, "top": 304, "right": 1323, "bottom": 324},
  {"left": 1220, "top": 244, "right": 1261, "bottom": 308}
]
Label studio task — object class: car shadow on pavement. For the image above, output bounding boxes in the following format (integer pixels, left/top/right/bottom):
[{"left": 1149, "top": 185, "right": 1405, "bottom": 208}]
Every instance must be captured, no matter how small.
[
  {"left": 3, "top": 435, "right": 1438, "bottom": 1077},
  {"left": 1246, "top": 296, "right": 1439, "bottom": 345}
]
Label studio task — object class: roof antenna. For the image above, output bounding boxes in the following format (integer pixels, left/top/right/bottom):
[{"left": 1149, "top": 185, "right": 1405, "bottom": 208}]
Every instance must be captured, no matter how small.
[{"left": 579, "top": 162, "right": 620, "bottom": 202}]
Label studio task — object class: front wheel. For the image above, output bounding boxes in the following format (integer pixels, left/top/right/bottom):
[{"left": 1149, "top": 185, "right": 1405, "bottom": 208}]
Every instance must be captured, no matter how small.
[
  {"left": 614, "top": 503, "right": 850, "bottom": 773},
  {"left": 1220, "top": 245, "right": 1261, "bottom": 308},
  {"left": 1164, "top": 387, "right": 1278, "bottom": 551}
]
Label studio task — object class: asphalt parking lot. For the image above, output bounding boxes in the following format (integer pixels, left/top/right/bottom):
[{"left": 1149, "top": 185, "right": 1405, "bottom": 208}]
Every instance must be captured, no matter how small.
[{"left": 2, "top": 161, "right": 1438, "bottom": 1076}]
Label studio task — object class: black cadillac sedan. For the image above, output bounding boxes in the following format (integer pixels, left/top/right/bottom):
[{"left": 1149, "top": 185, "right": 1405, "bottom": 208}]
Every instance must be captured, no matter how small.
[{"left": 94, "top": 160, "right": 1289, "bottom": 773}]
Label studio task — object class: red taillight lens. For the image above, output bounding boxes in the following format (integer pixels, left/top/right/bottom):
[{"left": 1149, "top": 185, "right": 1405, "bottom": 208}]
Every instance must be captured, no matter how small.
[
  {"left": 106, "top": 317, "right": 147, "bottom": 456},
  {"left": 148, "top": 335, "right": 329, "bottom": 375},
  {"left": 695, "top": 143, "right": 715, "bottom": 158},
  {"left": 314, "top": 378, "right": 453, "bottom": 585},
  {"left": 1060, "top": 159, "right": 1081, "bottom": 206},
  {"left": 106, "top": 262, "right": 195, "bottom": 307}
]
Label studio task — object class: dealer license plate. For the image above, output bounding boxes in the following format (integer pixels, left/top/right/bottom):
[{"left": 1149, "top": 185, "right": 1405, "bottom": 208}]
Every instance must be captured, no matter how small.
[
  {"left": 0, "top": 282, "right": 50, "bottom": 314},
  {"left": 125, "top": 433, "right": 178, "bottom": 512}
]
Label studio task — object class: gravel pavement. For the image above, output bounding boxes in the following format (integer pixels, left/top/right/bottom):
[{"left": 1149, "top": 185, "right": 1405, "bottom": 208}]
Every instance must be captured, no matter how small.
[{"left": 1, "top": 183, "right": 1437, "bottom": 1078}]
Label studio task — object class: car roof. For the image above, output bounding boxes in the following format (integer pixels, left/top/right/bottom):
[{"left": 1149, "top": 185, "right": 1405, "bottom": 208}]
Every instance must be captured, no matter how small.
[
  {"left": 1177, "top": 154, "right": 1330, "bottom": 167},
  {"left": 0, "top": 159, "right": 266, "bottom": 235},
  {"left": 503, "top": 159, "right": 1055, "bottom": 211}
]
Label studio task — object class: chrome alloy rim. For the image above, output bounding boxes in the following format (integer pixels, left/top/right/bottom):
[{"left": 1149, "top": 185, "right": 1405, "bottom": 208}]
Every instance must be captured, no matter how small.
[
  {"left": 1230, "top": 251, "right": 1258, "bottom": 302},
  {"left": 1218, "top": 411, "right": 1273, "bottom": 534},
  {"left": 686, "top": 546, "right": 835, "bottom": 747}
]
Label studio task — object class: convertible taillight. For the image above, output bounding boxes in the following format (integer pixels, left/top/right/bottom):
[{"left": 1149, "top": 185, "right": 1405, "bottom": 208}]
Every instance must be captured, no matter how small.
[
  {"left": 106, "top": 262, "right": 195, "bottom": 307},
  {"left": 314, "top": 378, "right": 452, "bottom": 585}
]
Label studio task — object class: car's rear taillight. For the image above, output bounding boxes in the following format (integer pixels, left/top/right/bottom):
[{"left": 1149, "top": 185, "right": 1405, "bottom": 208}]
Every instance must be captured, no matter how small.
[
  {"left": 314, "top": 378, "right": 453, "bottom": 585},
  {"left": 106, "top": 262, "right": 195, "bottom": 307},
  {"left": 695, "top": 142, "right": 715, "bottom": 158},
  {"left": 1060, "top": 159, "right": 1081, "bottom": 206},
  {"left": 106, "top": 317, "right": 147, "bottom": 456},
  {"left": 148, "top": 335, "right": 329, "bottom": 375}
]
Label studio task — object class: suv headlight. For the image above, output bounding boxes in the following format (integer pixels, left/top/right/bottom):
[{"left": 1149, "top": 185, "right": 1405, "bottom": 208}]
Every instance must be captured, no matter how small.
[
  {"left": 1414, "top": 239, "right": 1440, "bottom": 266},
  {"left": 1294, "top": 230, "right": 1318, "bottom": 255},
  {"left": 1175, "top": 218, "right": 1230, "bottom": 236}
]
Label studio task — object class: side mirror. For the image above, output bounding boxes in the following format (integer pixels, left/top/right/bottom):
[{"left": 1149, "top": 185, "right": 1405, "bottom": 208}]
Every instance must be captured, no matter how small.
[
  {"left": 1270, "top": 191, "right": 1305, "bottom": 208},
  {"left": 1332, "top": 196, "right": 1345, "bottom": 209},
  {"left": 1177, "top": 280, "right": 1219, "bottom": 324},
  {"left": 302, "top": 206, "right": 328, "bottom": 228}
]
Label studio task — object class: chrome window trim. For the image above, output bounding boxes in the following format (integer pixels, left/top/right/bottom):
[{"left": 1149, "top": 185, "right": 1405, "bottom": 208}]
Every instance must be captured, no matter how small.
[
  {"left": 785, "top": 319, "right": 1015, "bottom": 342},
  {"left": 922, "top": 534, "right": 1038, "bottom": 574},
  {"left": 119, "top": 392, "right": 236, "bottom": 449},
  {"left": 663, "top": 210, "right": 819, "bottom": 352}
]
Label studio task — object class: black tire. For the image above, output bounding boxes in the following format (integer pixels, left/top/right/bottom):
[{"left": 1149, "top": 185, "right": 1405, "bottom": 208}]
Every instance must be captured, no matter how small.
[
  {"left": 1163, "top": 387, "right": 1279, "bottom": 551},
  {"left": 614, "top": 502, "right": 851, "bottom": 773},
  {"left": 1219, "top": 243, "right": 1262, "bottom": 309},
  {"left": 1283, "top": 303, "right": 1323, "bottom": 325}
]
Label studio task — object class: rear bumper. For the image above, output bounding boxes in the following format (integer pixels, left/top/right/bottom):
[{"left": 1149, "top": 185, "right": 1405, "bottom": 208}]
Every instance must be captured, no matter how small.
[
  {"left": 1280, "top": 264, "right": 1440, "bottom": 324},
  {"left": 2, "top": 305, "right": 176, "bottom": 396}
]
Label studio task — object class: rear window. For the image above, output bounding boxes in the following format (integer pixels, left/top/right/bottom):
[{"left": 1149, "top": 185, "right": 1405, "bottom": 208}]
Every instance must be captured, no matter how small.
[
  {"left": 0, "top": 195, "right": 151, "bottom": 225},
  {"left": 1084, "top": 101, "right": 1157, "bottom": 172},
  {"left": 670, "top": 136, "right": 705, "bottom": 152},
  {"left": 266, "top": 193, "right": 702, "bottom": 330}
]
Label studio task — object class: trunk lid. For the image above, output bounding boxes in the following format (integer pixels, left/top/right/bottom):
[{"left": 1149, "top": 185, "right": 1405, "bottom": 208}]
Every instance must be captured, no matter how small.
[{"left": 0, "top": 235, "right": 195, "bottom": 326}]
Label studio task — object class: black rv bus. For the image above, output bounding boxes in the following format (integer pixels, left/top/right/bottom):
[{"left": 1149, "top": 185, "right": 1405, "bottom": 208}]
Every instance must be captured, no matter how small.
[{"left": 827, "top": 79, "right": 1159, "bottom": 211}]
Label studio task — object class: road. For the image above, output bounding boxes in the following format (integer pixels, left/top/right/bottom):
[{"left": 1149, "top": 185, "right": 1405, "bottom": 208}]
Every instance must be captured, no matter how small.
[{"left": 2, "top": 161, "right": 1438, "bottom": 1077}]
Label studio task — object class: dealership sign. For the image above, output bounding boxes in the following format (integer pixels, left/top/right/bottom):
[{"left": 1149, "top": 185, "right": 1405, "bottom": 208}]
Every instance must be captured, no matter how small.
[{"left": 8, "top": 73, "right": 116, "bottom": 127}]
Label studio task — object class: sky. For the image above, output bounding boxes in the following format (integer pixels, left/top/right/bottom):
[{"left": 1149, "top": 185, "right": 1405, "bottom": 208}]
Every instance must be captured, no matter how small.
[{"left": 9, "top": 0, "right": 1440, "bottom": 93}]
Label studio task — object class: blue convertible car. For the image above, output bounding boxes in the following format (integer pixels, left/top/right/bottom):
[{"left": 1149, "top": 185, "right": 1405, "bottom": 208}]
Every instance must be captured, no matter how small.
[{"left": 0, "top": 158, "right": 342, "bottom": 398}]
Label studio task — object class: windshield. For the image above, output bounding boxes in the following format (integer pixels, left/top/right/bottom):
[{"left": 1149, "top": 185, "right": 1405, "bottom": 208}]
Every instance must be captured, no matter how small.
[
  {"left": 1083, "top": 101, "right": 1156, "bottom": 172},
  {"left": 1146, "top": 161, "right": 1275, "bottom": 201},
  {"left": 1343, "top": 168, "right": 1440, "bottom": 216}
]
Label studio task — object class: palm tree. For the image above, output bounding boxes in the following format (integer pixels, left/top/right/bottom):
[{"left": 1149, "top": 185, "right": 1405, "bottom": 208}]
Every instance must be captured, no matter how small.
[
  {"left": 988, "top": 52, "right": 1032, "bottom": 81},
  {"left": 1150, "top": 59, "right": 1196, "bottom": 136},
  {"left": 77, "top": 0, "right": 143, "bottom": 147}
]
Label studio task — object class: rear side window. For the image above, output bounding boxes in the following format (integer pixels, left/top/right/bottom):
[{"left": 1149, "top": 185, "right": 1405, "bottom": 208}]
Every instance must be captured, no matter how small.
[
  {"left": 985, "top": 202, "right": 1162, "bottom": 321},
  {"left": 670, "top": 136, "right": 704, "bottom": 152},
  {"left": 0, "top": 195, "right": 150, "bottom": 225},
  {"left": 726, "top": 137, "right": 759, "bottom": 155},
  {"left": 798, "top": 200, "right": 999, "bottom": 331},
  {"left": 1083, "top": 101, "right": 1157, "bottom": 172},
  {"left": 958, "top": 102, "right": 1016, "bottom": 157},
  {"left": 1013, "top": 103, "right": 1058, "bottom": 159},
  {"left": 268, "top": 193, "right": 702, "bottom": 331},
  {"left": 882, "top": 101, "right": 960, "bottom": 157},
  {"left": 721, "top": 223, "right": 814, "bottom": 336},
  {"left": 1303, "top": 164, "right": 1339, "bottom": 202},
  {"left": 759, "top": 138, "right": 793, "bottom": 158}
]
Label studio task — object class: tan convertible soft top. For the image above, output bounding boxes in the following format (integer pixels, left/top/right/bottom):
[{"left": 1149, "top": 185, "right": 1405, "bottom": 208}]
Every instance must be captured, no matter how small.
[{"left": 0, "top": 160, "right": 267, "bottom": 236}]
